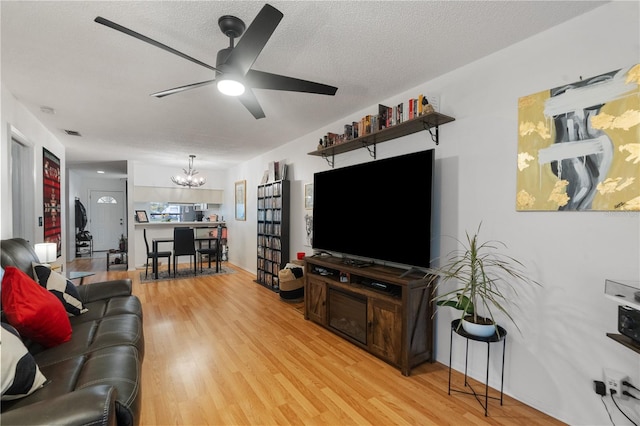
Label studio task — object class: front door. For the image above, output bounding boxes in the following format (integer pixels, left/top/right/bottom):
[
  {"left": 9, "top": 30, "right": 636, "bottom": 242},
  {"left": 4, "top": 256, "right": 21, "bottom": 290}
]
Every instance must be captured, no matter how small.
[{"left": 89, "top": 190, "right": 126, "bottom": 251}]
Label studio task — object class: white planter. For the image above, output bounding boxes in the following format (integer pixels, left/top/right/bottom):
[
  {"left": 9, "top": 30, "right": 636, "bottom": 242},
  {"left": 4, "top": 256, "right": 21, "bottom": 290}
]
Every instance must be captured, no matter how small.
[{"left": 462, "top": 317, "right": 496, "bottom": 337}]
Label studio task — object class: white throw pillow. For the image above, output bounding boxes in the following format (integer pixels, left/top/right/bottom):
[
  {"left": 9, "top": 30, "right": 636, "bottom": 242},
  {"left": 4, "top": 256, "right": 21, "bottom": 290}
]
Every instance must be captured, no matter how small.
[
  {"left": 1, "top": 323, "right": 48, "bottom": 400},
  {"left": 32, "top": 263, "right": 88, "bottom": 316}
]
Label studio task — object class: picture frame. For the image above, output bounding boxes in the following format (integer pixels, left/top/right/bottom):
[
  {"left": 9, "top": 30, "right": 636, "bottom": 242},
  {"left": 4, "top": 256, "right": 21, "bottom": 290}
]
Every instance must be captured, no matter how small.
[
  {"left": 304, "top": 183, "right": 314, "bottom": 210},
  {"left": 235, "top": 180, "right": 246, "bottom": 221},
  {"left": 43, "top": 148, "right": 62, "bottom": 257},
  {"left": 516, "top": 64, "right": 640, "bottom": 211},
  {"left": 135, "top": 210, "right": 149, "bottom": 223}
]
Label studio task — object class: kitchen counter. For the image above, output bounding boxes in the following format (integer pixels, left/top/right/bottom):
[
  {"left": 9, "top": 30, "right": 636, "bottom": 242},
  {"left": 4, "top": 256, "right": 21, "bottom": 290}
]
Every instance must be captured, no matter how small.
[{"left": 134, "top": 221, "right": 225, "bottom": 227}]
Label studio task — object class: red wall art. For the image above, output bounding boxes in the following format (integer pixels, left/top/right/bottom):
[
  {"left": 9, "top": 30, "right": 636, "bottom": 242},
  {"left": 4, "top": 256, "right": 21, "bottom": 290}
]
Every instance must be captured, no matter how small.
[{"left": 43, "top": 148, "right": 61, "bottom": 257}]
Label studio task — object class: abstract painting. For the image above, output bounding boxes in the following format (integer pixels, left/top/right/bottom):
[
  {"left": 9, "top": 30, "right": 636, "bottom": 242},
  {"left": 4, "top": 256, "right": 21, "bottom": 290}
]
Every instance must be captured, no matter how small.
[
  {"left": 43, "top": 148, "right": 62, "bottom": 256},
  {"left": 517, "top": 64, "right": 639, "bottom": 211}
]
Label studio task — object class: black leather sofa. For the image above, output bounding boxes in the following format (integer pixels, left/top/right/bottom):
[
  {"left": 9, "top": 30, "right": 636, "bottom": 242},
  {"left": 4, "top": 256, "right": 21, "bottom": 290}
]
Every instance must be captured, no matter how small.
[{"left": 1, "top": 238, "right": 144, "bottom": 426}]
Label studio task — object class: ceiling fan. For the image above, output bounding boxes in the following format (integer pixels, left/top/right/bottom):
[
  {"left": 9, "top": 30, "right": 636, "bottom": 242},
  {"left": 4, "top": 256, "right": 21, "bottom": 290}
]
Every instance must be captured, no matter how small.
[{"left": 94, "top": 3, "right": 338, "bottom": 119}]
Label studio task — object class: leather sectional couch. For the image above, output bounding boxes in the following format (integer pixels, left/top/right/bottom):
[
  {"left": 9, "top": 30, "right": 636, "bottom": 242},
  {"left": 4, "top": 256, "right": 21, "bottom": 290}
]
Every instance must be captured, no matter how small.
[{"left": 1, "top": 238, "right": 144, "bottom": 426}]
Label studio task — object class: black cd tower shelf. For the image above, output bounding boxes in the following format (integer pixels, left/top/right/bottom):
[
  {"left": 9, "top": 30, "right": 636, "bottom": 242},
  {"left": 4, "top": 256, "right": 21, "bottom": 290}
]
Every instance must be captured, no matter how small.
[{"left": 256, "top": 179, "right": 290, "bottom": 291}]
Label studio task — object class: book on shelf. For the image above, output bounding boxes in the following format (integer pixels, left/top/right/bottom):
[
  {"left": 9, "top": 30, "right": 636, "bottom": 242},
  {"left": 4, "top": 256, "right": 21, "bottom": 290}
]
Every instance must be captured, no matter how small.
[
  {"left": 408, "top": 98, "right": 414, "bottom": 119},
  {"left": 327, "top": 132, "right": 340, "bottom": 146},
  {"left": 418, "top": 94, "right": 424, "bottom": 116},
  {"left": 271, "top": 160, "right": 287, "bottom": 180},
  {"left": 344, "top": 123, "right": 353, "bottom": 140},
  {"left": 268, "top": 161, "right": 276, "bottom": 182},
  {"left": 378, "top": 104, "right": 390, "bottom": 130},
  {"left": 359, "top": 116, "right": 370, "bottom": 136},
  {"left": 397, "top": 103, "right": 403, "bottom": 123}
]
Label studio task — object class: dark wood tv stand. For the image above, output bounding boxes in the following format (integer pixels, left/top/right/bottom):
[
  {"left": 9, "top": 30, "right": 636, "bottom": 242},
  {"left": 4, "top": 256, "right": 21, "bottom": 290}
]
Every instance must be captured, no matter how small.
[{"left": 304, "top": 255, "right": 436, "bottom": 376}]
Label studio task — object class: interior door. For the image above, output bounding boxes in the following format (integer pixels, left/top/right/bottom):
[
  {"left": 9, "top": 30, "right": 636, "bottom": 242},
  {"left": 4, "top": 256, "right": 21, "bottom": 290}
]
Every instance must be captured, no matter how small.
[
  {"left": 11, "top": 137, "right": 35, "bottom": 244},
  {"left": 89, "top": 190, "right": 126, "bottom": 251}
]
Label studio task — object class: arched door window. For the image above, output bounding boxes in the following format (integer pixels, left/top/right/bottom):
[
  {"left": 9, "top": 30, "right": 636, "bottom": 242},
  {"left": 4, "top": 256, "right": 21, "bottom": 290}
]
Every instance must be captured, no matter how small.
[{"left": 97, "top": 196, "right": 117, "bottom": 204}]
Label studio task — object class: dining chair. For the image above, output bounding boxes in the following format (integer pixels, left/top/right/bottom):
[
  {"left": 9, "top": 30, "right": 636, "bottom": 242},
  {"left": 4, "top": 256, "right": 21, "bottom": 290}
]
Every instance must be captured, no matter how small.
[
  {"left": 144, "top": 228, "right": 171, "bottom": 278},
  {"left": 173, "top": 227, "right": 196, "bottom": 276},
  {"left": 197, "top": 226, "right": 221, "bottom": 273}
]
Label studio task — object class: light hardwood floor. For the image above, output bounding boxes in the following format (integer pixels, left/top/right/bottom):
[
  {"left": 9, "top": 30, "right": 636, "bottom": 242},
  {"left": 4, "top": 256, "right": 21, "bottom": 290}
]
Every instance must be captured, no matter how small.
[{"left": 68, "top": 256, "right": 564, "bottom": 425}]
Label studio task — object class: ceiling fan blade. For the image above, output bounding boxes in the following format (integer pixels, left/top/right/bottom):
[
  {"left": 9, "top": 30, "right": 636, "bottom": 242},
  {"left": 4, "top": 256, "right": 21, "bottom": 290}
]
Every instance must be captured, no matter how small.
[
  {"left": 238, "top": 88, "right": 266, "bottom": 119},
  {"left": 223, "top": 4, "right": 283, "bottom": 75},
  {"left": 245, "top": 70, "right": 338, "bottom": 95},
  {"left": 151, "top": 80, "right": 216, "bottom": 98},
  {"left": 94, "top": 16, "right": 220, "bottom": 73}
]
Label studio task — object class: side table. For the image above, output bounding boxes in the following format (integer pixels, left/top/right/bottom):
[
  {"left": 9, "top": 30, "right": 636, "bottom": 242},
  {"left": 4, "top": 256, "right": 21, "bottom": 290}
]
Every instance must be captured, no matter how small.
[
  {"left": 68, "top": 271, "right": 95, "bottom": 285},
  {"left": 448, "top": 319, "right": 507, "bottom": 416},
  {"left": 106, "top": 250, "right": 128, "bottom": 271}
]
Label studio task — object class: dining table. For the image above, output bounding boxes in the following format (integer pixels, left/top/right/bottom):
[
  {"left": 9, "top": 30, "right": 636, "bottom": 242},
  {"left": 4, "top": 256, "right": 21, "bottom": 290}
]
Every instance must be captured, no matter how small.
[{"left": 152, "top": 235, "right": 221, "bottom": 279}]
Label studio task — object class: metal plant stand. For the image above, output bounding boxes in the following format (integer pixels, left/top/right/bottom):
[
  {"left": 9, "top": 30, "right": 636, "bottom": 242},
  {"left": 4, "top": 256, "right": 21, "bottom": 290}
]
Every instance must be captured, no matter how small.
[{"left": 448, "top": 319, "right": 507, "bottom": 416}]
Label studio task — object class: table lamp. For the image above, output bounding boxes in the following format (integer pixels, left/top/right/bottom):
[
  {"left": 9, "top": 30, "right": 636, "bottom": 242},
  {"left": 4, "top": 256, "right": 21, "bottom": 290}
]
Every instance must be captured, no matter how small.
[{"left": 34, "top": 242, "right": 57, "bottom": 266}]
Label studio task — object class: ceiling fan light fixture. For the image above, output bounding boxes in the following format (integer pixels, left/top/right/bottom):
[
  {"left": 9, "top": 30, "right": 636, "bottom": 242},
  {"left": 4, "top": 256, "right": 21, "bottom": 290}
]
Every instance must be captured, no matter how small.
[
  {"left": 95, "top": 4, "right": 336, "bottom": 119},
  {"left": 217, "top": 78, "right": 245, "bottom": 96}
]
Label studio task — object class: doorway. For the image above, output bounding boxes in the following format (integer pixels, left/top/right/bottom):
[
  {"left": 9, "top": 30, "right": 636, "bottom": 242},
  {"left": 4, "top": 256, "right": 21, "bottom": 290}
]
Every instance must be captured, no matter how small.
[
  {"left": 11, "top": 135, "right": 35, "bottom": 243},
  {"left": 89, "top": 190, "right": 126, "bottom": 251}
]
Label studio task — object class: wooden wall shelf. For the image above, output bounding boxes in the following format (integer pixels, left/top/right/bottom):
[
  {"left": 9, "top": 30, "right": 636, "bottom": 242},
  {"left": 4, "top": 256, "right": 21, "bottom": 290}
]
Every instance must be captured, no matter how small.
[
  {"left": 308, "top": 111, "right": 455, "bottom": 167},
  {"left": 607, "top": 333, "right": 640, "bottom": 355},
  {"left": 604, "top": 279, "right": 640, "bottom": 354}
]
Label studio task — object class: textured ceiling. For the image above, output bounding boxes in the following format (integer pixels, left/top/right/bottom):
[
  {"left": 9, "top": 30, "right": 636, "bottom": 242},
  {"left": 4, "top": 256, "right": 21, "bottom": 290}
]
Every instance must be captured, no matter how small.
[{"left": 1, "top": 1, "right": 606, "bottom": 177}]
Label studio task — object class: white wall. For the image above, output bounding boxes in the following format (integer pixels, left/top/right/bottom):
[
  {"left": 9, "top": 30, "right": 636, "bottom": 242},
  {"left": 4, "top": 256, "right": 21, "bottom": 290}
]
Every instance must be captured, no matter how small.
[
  {"left": 428, "top": 3, "right": 639, "bottom": 424},
  {"left": 229, "top": 3, "right": 639, "bottom": 424},
  {"left": 1, "top": 85, "right": 66, "bottom": 259}
]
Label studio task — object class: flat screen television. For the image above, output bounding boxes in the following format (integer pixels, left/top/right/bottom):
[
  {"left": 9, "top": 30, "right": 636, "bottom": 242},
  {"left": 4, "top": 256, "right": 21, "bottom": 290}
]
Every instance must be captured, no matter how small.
[{"left": 312, "top": 149, "right": 434, "bottom": 269}]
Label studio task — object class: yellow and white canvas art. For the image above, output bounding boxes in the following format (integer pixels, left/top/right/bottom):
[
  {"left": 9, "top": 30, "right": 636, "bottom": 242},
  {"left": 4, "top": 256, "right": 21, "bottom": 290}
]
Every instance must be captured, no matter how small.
[{"left": 517, "top": 64, "right": 639, "bottom": 211}]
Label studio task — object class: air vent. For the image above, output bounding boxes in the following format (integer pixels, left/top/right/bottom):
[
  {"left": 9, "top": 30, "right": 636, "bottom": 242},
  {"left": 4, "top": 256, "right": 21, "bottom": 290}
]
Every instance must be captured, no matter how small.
[{"left": 63, "top": 130, "right": 82, "bottom": 136}]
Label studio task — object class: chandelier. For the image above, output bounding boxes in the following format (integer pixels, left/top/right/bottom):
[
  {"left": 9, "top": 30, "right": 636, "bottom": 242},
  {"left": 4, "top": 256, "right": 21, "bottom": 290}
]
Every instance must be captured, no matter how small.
[{"left": 171, "top": 155, "right": 206, "bottom": 188}]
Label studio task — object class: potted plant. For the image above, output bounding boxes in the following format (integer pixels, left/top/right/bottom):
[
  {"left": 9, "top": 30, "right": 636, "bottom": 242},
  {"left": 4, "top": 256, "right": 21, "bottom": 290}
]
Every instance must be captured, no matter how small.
[{"left": 426, "top": 223, "right": 540, "bottom": 337}]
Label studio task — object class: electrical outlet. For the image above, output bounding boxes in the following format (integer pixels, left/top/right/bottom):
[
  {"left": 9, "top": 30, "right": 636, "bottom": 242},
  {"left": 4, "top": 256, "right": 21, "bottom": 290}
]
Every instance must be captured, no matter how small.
[{"left": 603, "top": 368, "right": 628, "bottom": 398}]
